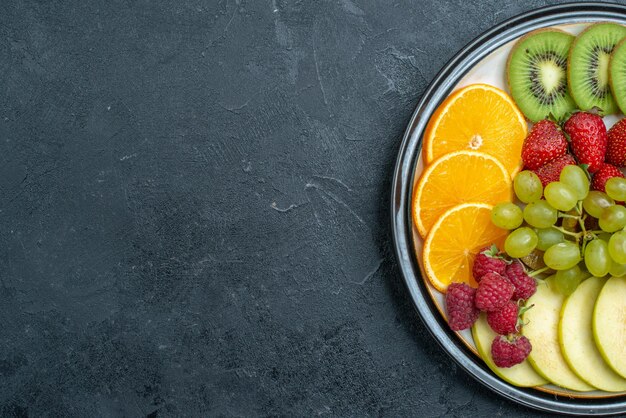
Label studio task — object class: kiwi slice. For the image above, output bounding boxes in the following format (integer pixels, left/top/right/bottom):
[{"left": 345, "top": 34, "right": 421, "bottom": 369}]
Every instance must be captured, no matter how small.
[
  {"left": 568, "top": 22, "right": 626, "bottom": 115},
  {"left": 507, "top": 29, "right": 576, "bottom": 122},
  {"left": 610, "top": 38, "right": 626, "bottom": 114}
]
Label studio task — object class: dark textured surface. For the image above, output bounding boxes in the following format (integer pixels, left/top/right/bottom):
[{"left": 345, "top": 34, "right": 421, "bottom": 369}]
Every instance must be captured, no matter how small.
[{"left": 0, "top": 1, "right": 613, "bottom": 416}]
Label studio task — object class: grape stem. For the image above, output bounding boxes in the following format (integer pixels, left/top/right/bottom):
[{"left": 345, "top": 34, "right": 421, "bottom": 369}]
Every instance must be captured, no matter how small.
[
  {"left": 558, "top": 213, "right": 579, "bottom": 220},
  {"left": 551, "top": 225, "right": 581, "bottom": 238},
  {"left": 528, "top": 266, "right": 550, "bottom": 277}
]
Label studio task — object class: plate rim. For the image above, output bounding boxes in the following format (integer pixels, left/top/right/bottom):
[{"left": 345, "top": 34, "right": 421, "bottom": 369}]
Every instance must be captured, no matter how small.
[{"left": 390, "top": 2, "right": 626, "bottom": 415}]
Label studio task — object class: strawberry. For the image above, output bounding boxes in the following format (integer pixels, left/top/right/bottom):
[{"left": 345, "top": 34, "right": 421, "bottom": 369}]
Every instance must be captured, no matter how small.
[
  {"left": 505, "top": 261, "right": 537, "bottom": 301},
  {"left": 563, "top": 111, "right": 608, "bottom": 173},
  {"left": 475, "top": 272, "right": 514, "bottom": 312},
  {"left": 533, "top": 153, "right": 576, "bottom": 187},
  {"left": 521, "top": 120, "right": 568, "bottom": 170},
  {"left": 491, "top": 335, "right": 532, "bottom": 368},
  {"left": 591, "top": 163, "right": 624, "bottom": 193},
  {"left": 606, "top": 118, "right": 626, "bottom": 167},
  {"left": 445, "top": 283, "right": 479, "bottom": 331},
  {"left": 472, "top": 245, "right": 507, "bottom": 281},
  {"left": 486, "top": 301, "right": 519, "bottom": 335}
]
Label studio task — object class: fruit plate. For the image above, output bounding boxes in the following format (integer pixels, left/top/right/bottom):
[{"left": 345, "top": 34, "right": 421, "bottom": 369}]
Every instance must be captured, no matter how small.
[{"left": 390, "top": 3, "right": 626, "bottom": 415}]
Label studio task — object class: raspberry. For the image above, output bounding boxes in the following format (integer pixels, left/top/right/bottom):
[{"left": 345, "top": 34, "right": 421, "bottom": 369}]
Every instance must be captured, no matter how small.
[
  {"left": 505, "top": 260, "right": 537, "bottom": 301},
  {"left": 486, "top": 301, "right": 519, "bottom": 335},
  {"left": 475, "top": 272, "right": 514, "bottom": 312},
  {"left": 472, "top": 245, "right": 507, "bottom": 281},
  {"left": 491, "top": 335, "right": 532, "bottom": 368},
  {"left": 445, "top": 283, "right": 479, "bottom": 331}
]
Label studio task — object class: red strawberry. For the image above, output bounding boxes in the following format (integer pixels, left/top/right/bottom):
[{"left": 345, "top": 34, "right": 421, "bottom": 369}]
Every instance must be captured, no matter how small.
[
  {"left": 563, "top": 111, "right": 607, "bottom": 173},
  {"left": 521, "top": 120, "right": 568, "bottom": 170},
  {"left": 505, "top": 261, "right": 537, "bottom": 301},
  {"left": 606, "top": 118, "right": 626, "bottom": 167},
  {"left": 591, "top": 163, "right": 624, "bottom": 193},
  {"left": 445, "top": 283, "right": 479, "bottom": 331},
  {"left": 475, "top": 273, "right": 514, "bottom": 312},
  {"left": 491, "top": 335, "right": 532, "bottom": 368},
  {"left": 472, "top": 245, "right": 507, "bottom": 281},
  {"left": 486, "top": 301, "right": 519, "bottom": 335},
  {"left": 533, "top": 153, "right": 576, "bottom": 187}
]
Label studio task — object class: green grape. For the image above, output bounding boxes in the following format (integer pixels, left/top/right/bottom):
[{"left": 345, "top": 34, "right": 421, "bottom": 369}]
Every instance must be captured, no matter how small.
[
  {"left": 534, "top": 227, "right": 565, "bottom": 251},
  {"left": 597, "top": 232, "right": 613, "bottom": 242},
  {"left": 599, "top": 205, "right": 626, "bottom": 232},
  {"left": 544, "top": 182, "right": 578, "bottom": 212},
  {"left": 605, "top": 177, "right": 626, "bottom": 201},
  {"left": 584, "top": 239, "right": 611, "bottom": 277},
  {"left": 514, "top": 170, "right": 543, "bottom": 203},
  {"left": 491, "top": 202, "right": 523, "bottom": 230},
  {"left": 560, "top": 165, "right": 590, "bottom": 201},
  {"left": 609, "top": 260, "right": 626, "bottom": 277},
  {"left": 609, "top": 231, "right": 626, "bottom": 264},
  {"left": 543, "top": 241, "right": 581, "bottom": 270},
  {"left": 504, "top": 227, "right": 538, "bottom": 258},
  {"left": 583, "top": 191, "right": 614, "bottom": 218},
  {"left": 554, "top": 265, "right": 583, "bottom": 295},
  {"left": 523, "top": 200, "right": 558, "bottom": 229}
]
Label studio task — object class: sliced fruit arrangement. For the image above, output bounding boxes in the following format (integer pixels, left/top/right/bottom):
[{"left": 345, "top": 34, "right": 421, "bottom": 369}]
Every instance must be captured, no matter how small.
[
  {"left": 569, "top": 23, "right": 626, "bottom": 114},
  {"left": 423, "top": 84, "right": 527, "bottom": 176},
  {"left": 423, "top": 204, "right": 508, "bottom": 291},
  {"left": 560, "top": 276, "right": 626, "bottom": 392},
  {"left": 523, "top": 276, "right": 596, "bottom": 391},
  {"left": 593, "top": 276, "right": 626, "bottom": 379},
  {"left": 413, "top": 151, "right": 512, "bottom": 238},
  {"left": 508, "top": 23, "right": 626, "bottom": 120},
  {"left": 507, "top": 29, "right": 576, "bottom": 122},
  {"left": 610, "top": 39, "right": 626, "bottom": 114},
  {"left": 472, "top": 313, "right": 548, "bottom": 387},
  {"left": 413, "top": 21, "right": 626, "bottom": 394}
]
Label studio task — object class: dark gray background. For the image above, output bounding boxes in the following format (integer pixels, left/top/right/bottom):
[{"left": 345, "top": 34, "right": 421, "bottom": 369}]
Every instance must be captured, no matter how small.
[{"left": 0, "top": 1, "right": 615, "bottom": 417}]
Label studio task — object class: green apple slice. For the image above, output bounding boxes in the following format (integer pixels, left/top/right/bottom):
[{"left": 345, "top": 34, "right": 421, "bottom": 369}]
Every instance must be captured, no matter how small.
[
  {"left": 593, "top": 276, "right": 626, "bottom": 379},
  {"left": 523, "top": 276, "right": 596, "bottom": 391},
  {"left": 560, "top": 276, "right": 626, "bottom": 392},
  {"left": 472, "top": 313, "right": 548, "bottom": 387}
]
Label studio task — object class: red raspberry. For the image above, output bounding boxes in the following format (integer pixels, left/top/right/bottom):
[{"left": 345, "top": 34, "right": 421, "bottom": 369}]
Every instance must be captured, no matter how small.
[
  {"left": 491, "top": 335, "right": 532, "bottom": 368},
  {"left": 445, "top": 283, "right": 479, "bottom": 331},
  {"left": 475, "top": 273, "right": 514, "bottom": 312},
  {"left": 486, "top": 301, "right": 519, "bottom": 335},
  {"left": 505, "top": 261, "right": 537, "bottom": 301},
  {"left": 472, "top": 245, "right": 507, "bottom": 282},
  {"left": 591, "top": 163, "right": 624, "bottom": 193}
]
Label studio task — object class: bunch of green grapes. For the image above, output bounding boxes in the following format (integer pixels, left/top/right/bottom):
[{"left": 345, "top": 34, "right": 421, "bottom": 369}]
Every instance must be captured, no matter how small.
[{"left": 491, "top": 165, "right": 626, "bottom": 296}]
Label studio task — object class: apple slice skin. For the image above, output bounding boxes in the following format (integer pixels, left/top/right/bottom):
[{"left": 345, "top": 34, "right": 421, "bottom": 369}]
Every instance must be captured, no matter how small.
[
  {"left": 560, "top": 276, "right": 626, "bottom": 392},
  {"left": 523, "top": 276, "right": 596, "bottom": 392},
  {"left": 472, "top": 313, "right": 548, "bottom": 387},
  {"left": 593, "top": 276, "right": 626, "bottom": 379}
]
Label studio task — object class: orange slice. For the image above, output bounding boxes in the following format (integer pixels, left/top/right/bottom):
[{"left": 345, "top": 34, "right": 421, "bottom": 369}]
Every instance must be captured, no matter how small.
[
  {"left": 413, "top": 150, "right": 512, "bottom": 238},
  {"left": 423, "top": 203, "right": 508, "bottom": 292},
  {"left": 424, "top": 83, "right": 528, "bottom": 176}
]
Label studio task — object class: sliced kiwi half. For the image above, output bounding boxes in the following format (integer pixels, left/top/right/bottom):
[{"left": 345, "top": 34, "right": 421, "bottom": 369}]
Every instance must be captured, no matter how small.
[
  {"left": 568, "top": 22, "right": 626, "bottom": 115},
  {"left": 507, "top": 28, "right": 576, "bottom": 122},
  {"left": 610, "top": 38, "right": 626, "bottom": 114}
]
